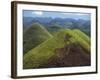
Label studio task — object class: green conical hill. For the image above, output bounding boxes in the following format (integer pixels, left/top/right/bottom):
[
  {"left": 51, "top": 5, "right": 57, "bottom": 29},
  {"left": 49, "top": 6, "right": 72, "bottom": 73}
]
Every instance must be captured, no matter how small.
[
  {"left": 23, "top": 23, "right": 52, "bottom": 54},
  {"left": 23, "top": 29, "right": 90, "bottom": 69}
]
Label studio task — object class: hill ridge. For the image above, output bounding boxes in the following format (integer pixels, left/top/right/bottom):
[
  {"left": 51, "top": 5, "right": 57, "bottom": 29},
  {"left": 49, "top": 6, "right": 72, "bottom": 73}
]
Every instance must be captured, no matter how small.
[
  {"left": 23, "top": 23, "right": 53, "bottom": 54},
  {"left": 23, "top": 29, "right": 90, "bottom": 69}
]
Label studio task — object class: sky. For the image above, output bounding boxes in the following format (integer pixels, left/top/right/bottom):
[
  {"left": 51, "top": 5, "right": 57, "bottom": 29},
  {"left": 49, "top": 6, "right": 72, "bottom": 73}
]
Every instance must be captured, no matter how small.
[{"left": 23, "top": 10, "right": 91, "bottom": 20}]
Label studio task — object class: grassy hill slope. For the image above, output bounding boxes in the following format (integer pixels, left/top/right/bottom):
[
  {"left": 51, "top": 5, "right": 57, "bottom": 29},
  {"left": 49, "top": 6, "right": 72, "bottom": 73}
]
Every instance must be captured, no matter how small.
[
  {"left": 66, "top": 29, "right": 90, "bottom": 52},
  {"left": 23, "top": 29, "right": 90, "bottom": 69},
  {"left": 73, "top": 29, "right": 90, "bottom": 44},
  {"left": 23, "top": 23, "right": 52, "bottom": 54}
]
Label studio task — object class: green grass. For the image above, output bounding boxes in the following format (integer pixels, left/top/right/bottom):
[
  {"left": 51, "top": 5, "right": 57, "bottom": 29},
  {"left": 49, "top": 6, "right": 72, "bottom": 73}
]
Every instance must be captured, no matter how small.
[
  {"left": 23, "top": 23, "right": 52, "bottom": 54},
  {"left": 73, "top": 29, "right": 90, "bottom": 44},
  {"left": 66, "top": 29, "right": 90, "bottom": 52},
  {"left": 23, "top": 29, "right": 90, "bottom": 69},
  {"left": 23, "top": 29, "right": 72, "bottom": 69}
]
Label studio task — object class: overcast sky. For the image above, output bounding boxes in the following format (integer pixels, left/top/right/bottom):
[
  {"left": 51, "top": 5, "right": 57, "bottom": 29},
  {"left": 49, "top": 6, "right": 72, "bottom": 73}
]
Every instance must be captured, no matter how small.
[{"left": 23, "top": 10, "right": 91, "bottom": 20}]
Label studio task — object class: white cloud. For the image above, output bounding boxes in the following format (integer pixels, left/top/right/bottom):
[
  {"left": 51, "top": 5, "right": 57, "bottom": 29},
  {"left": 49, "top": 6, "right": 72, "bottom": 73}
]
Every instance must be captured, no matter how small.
[{"left": 32, "top": 11, "right": 43, "bottom": 16}]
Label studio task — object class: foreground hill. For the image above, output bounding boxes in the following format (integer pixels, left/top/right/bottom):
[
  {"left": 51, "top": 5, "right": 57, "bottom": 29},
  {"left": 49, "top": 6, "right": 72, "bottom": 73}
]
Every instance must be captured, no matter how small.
[
  {"left": 23, "top": 29, "right": 90, "bottom": 69},
  {"left": 73, "top": 29, "right": 90, "bottom": 44},
  {"left": 23, "top": 23, "right": 52, "bottom": 54}
]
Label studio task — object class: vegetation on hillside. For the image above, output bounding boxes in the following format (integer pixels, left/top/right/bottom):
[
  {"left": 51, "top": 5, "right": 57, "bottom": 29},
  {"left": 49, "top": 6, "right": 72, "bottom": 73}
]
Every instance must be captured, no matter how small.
[
  {"left": 23, "top": 29, "right": 90, "bottom": 69},
  {"left": 23, "top": 23, "right": 52, "bottom": 54}
]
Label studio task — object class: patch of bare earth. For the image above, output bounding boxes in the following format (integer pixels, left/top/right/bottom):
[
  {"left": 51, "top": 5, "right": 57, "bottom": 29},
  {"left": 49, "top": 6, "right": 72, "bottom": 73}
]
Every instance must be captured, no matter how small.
[{"left": 40, "top": 43, "right": 91, "bottom": 68}]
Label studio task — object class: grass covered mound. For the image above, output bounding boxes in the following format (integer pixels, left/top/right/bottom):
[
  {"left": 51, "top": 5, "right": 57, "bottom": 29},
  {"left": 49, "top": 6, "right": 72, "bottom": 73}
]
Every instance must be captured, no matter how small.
[
  {"left": 23, "top": 23, "right": 52, "bottom": 54},
  {"left": 23, "top": 29, "right": 90, "bottom": 69},
  {"left": 73, "top": 29, "right": 90, "bottom": 44}
]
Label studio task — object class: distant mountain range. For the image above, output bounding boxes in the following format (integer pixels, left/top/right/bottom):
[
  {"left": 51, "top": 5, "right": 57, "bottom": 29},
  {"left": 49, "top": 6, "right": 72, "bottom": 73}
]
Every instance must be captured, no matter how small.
[{"left": 23, "top": 17, "right": 91, "bottom": 36}]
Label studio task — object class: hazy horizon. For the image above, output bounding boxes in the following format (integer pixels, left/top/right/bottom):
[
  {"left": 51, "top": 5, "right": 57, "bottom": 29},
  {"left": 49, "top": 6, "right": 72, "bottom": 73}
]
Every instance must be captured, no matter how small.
[{"left": 23, "top": 10, "right": 91, "bottom": 20}]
